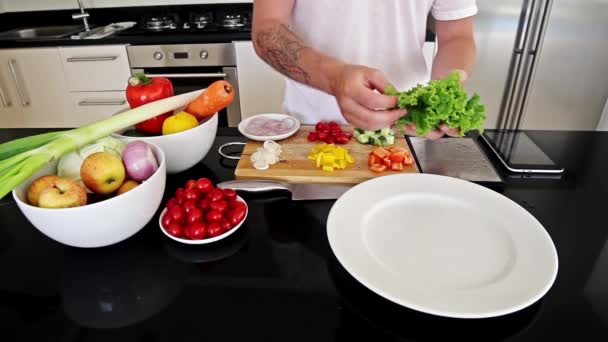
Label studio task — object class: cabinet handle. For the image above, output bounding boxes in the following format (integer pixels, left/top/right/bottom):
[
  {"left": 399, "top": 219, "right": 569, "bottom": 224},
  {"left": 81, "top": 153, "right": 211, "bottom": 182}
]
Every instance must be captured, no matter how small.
[
  {"left": 67, "top": 56, "right": 118, "bottom": 62},
  {"left": 144, "top": 73, "right": 227, "bottom": 79},
  {"left": 8, "top": 59, "right": 30, "bottom": 107},
  {"left": 0, "top": 83, "right": 9, "bottom": 108},
  {"left": 78, "top": 100, "right": 126, "bottom": 106}
]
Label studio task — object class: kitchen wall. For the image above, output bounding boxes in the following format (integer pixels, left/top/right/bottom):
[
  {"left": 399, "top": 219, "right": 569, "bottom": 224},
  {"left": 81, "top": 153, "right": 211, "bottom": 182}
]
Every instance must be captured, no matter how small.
[{"left": 0, "top": 0, "right": 251, "bottom": 12}]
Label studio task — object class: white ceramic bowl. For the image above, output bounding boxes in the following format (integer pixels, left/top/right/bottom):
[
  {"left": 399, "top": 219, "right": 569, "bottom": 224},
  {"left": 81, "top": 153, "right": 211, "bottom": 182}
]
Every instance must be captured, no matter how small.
[
  {"left": 113, "top": 113, "right": 218, "bottom": 174},
  {"left": 12, "top": 142, "right": 167, "bottom": 248},
  {"left": 238, "top": 113, "right": 300, "bottom": 141},
  {"left": 159, "top": 196, "right": 248, "bottom": 245}
]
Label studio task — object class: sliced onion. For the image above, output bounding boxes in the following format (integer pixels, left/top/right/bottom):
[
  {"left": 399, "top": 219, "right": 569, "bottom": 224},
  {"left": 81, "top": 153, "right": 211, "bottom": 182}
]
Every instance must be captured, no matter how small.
[
  {"left": 253, "top": 160, "right": 269, "bottom": 170},
  {"left": 122, "top": 140, "right": 158, "bottom": 182}
]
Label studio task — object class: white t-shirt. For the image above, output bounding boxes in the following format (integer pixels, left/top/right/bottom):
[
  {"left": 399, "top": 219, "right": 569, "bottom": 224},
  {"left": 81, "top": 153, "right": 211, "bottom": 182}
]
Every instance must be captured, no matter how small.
[{"left": 283, "top": 0, "right": 478, "bottom": 125}]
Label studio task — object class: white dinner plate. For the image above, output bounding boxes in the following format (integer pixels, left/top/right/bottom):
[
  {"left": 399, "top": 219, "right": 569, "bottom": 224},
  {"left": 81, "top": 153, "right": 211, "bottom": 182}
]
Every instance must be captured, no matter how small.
[{"left": 327, "top": 174, "right": 558, "bottom": 319}]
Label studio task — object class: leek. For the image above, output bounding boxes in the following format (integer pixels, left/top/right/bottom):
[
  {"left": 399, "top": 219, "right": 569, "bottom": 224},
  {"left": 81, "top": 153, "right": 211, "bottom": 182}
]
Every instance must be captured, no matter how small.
[{"left": 0, "top": 89, "right": 204, "bottom": 200}]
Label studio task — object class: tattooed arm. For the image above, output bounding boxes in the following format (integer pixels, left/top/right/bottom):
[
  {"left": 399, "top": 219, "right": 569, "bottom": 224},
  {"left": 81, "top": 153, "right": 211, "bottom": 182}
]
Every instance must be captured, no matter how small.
[{"left": 251, "top": 0, "right": 406, "bottom": 130}]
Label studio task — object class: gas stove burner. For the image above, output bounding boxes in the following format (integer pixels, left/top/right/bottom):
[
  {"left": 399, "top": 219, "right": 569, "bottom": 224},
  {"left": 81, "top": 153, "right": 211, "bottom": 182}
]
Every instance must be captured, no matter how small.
[
  {"left": 191, "top": 12, "right": 213, "bottom": 29},
  {"left": 145, "top": 15, "right": 178, "bottom": 31},
  {"left": 219, "top": 13, "right": 247, "bottom": 30}
]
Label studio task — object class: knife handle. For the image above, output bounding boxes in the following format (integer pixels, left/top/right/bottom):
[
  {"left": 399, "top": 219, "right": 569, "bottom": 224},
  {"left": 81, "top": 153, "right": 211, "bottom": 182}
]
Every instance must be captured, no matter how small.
[{"left": 216, "top": 180, "right": 292, "bottom": 193}]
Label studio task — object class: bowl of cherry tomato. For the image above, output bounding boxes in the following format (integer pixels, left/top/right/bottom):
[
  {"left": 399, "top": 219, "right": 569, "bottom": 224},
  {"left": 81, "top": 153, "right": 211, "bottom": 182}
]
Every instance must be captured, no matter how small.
[{"left": 159, "top": 178, "right": 248, "bottom": 245}]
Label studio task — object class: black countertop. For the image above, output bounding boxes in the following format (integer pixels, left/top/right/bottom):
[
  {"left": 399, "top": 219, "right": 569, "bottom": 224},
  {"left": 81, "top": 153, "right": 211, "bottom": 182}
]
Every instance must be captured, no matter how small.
[{"left": 0, "top": 128, "right": 607, "bottom": 341}]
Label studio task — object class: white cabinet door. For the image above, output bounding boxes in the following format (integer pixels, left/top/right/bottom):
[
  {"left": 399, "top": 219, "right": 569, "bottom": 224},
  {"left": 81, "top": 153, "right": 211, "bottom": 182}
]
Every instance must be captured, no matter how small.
[
  {"left": 69, "top": 91, "right": 129, "bottom": 126},
  {"left": 59, "top": 45, "right": 131, "bottom": 92},
  {"left": 234, "top": 41, "right": 285, "bottom": 120},
  {"left": 0, "top": 48, "right": 73, "bottom": 128}
]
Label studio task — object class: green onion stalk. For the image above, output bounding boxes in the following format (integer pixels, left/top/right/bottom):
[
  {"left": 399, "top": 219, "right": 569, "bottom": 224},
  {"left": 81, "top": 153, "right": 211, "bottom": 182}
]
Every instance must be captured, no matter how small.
[{"left": 0, "top": 89, "right": 204, "bottom": 200}]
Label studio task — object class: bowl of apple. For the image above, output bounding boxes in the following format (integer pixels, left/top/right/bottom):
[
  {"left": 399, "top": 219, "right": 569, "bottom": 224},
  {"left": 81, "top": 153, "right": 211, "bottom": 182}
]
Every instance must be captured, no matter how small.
[{"left": 12, "top": 137, "right": 166, "bottom": 248}]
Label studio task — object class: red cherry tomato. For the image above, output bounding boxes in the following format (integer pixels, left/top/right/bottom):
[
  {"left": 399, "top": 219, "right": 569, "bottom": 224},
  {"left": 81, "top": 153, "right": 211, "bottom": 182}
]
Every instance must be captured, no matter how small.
[
  {"left": 330, "top": 125, "right": 342, "bottom": 135},
  {"left": 161, "top": 211, "right": 173, "bottom": 228},
  {"left": 182, "top": 200, "right": 197, "bottom": 214},
  {"left": 335, "top": 133, "right": 349, "bottom": 145},
  {"left": 165, "top": 222, "right": 183, "bottom": 238},
  {"left": 185, "top": 180, "right": 197, "bottom": 190},
  {"left": 343, "top": 132, "right": 353, "bottom": 139},
  {"left": 168, "top": 205, "right": 184, "bottom": 223},
  {"left": 166, "top": 197, "right": 178, "bottom": 208},
  {"left": 195, "top": 178, "right": 213, "bottom": 193},
  {"left": 316, "top": 131, "right": 328, "bottom": 140},
  {"left": 205, "top": 210, "right": 223, "bottom": 223},
  {"left": 316, "top": 122, "right": 330, "bottom": 133},
  {"left": 324, "top": 136, "right": 335, "bottom": 144},
  {"left": 207, "top": 222, "right": 223, "bottom": 238},
  {"left": 187, "top": 222, "right": 207, "bottom": 240},
  {"left": 222, "top": 189, "right": 237, "bottom": 202},
  {"left": 209, "top": 200, "right": 228, "bottom": 214},
  {"left": 198, "top": 198, "right": 210, "bottom": 211},
  {"left": 220, "top": 219, "right": 232, "bottom": 232},
  {"left": 207, "top": 188, "right": 224, "bottom": 202},
  {"left": 228, "top": 207, "right": 247, "bottom": 226},
  {"left": 307, "top": 131, "right": 318, "bottom": 142},
  {"left": 175, "top": 188, "right": 185, "bottom": 201},
  {"left": 230, "top": 200, "right": 247, "bottom": 211},
  {"left": 328, "top": 121, "right": 339, "bottom": 129},
  {"left": 186, "top": 207, "right": 203, "bottom": 224},
  {"left": 184, "top": 188, "right": 200, "bottom": 202}
]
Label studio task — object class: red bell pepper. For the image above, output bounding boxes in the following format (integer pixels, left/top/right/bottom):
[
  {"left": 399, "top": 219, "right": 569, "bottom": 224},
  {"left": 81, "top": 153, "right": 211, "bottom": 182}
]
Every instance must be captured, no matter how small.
[{"left": 126, "top": 73, "right": 174, "bottom": 135}]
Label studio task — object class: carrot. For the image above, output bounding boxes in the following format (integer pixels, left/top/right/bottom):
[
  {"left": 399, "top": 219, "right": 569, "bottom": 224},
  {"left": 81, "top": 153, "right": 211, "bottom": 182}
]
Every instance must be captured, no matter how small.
[{"left": 185, "top": 80, "right": 235, "bottom": 120}]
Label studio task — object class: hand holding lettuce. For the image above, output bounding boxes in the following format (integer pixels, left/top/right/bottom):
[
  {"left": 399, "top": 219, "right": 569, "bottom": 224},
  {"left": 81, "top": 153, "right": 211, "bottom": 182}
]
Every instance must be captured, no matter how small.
[{"left": 385, "top": 71, "right": 487, "bottom": 137}]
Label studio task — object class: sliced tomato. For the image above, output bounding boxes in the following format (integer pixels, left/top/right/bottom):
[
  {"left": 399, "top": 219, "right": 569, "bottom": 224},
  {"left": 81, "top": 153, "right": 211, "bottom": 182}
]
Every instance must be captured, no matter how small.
[
  {"left": 372, "top": 147, "right": 389, "bottom": 159},
  {"left": 391, "top": 162, "right": 404, "bottom": 171},
  {"left": 382, "top": 158, "right": 392, "bottom": 168},
  {"left": 368, "top": 154, "right": 378, "bottom": 167},
  {"left": 390, "top": 151, "right": 406, "bottom": 163},
  {"left": 403, "top": 151, "right": 414, "bottom": 165},
  {"left": 389, "top": 147, "right": 406, "bottom": 154},
  {"left": 370, "top": 164, "right": 387, "bottom": 173}
]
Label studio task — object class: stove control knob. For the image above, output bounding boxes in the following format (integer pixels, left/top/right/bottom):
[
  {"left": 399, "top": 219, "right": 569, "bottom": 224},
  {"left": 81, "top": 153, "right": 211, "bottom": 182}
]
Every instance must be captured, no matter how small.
[
  {"left": 200, "top": 51, "right": 209, "bottom": 60},
  {"left": 153, "top": 51, "right": 163, "bottom": 60}
]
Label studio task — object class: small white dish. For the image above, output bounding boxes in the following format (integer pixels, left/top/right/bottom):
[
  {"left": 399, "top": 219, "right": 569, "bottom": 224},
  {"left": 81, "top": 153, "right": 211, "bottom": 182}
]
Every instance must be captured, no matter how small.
[
  {"left": 327, "top": 173, "right": 558, "bottom": 319},
  {"left": 159, "top": 196, "right": 248, "bottom": 245},
  {"left": 238, "top": 113, "right": 300, "bottom": 141}
]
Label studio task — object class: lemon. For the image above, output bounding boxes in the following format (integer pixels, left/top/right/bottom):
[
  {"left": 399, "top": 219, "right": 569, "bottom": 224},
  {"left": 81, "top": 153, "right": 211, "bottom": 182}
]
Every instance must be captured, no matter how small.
[{"left": 162, "top": 111, "right": 199, "bottom": 135}]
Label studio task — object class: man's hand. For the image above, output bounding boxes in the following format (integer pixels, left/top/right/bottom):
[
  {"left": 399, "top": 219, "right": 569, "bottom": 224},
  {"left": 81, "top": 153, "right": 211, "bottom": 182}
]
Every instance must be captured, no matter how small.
[{"left": 329, "top": 64, "right": 406, "bottom": 130}]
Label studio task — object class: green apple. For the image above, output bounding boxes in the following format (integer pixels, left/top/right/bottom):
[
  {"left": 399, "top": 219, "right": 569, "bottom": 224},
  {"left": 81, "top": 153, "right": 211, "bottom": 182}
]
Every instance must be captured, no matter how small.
[
  {"left": 27, "top": 175, "right": 61, "bottom": 206},
  {"left": 38, "top": 178, "right": 87, "bottom": 208},
  {"left": 80, "top": 152, "right": 126, "bottom": 195}
]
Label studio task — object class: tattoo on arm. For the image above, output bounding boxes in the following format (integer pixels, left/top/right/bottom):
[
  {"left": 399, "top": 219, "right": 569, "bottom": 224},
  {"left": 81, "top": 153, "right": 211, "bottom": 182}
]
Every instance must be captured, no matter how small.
[{"left": 255, "top": 23, "right": 311, "bottom": 83}]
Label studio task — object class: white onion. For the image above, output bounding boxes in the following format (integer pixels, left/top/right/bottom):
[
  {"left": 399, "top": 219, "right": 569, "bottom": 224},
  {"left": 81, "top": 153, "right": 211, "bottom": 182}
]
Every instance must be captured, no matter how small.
[{"left": 122, "top": 140, "right": 158, "bottom": 181}]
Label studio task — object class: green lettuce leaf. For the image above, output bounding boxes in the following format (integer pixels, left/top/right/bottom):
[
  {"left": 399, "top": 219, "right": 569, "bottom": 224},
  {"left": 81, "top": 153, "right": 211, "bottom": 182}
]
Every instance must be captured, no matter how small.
[{"left": 388, "top": 71, "right": 487, "bottom": 137}]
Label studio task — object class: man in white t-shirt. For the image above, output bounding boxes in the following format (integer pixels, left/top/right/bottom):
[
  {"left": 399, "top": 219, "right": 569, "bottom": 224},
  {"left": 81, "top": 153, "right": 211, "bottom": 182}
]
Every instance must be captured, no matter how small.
[{"left": 252, "top": 0, "right": 478, "bottom": 139}]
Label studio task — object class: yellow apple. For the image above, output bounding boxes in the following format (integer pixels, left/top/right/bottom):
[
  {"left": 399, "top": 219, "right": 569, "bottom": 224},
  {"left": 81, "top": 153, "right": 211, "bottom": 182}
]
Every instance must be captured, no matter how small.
[
  {"left": 38, "top": 178, "right": 87, "bottom": 208},
  {"left": 117, "top": 180, "right": 139, "bottom": 195},
  {"left": 27, "top": 175, "right": 62, "bottom": 206},
  {"left": 80, "top": 152, "right": 126, "bottom": 195}
]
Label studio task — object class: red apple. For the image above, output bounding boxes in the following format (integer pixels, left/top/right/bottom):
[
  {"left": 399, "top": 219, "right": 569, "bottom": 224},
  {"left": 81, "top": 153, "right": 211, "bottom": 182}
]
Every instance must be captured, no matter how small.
[
  {"left": 80, "top": 152, "right": 126, "bottom": 194},
  {"left": 26, "top": 174, "right": 62, "bottom": 206},
  {"left": 38, "top": 178, "right": 87, "bottom": 208}
]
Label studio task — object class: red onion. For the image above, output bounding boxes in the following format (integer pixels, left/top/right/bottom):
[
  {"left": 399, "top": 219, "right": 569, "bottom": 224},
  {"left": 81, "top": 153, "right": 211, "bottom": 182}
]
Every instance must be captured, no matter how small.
[{"left": 122, "top": 141, "right": 158, "bottom": 181}]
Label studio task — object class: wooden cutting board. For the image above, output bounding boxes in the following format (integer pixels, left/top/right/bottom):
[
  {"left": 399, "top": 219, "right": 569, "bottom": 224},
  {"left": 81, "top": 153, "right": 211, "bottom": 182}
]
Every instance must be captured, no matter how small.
[{"left": 235, "top": 126, "right": 419, "bottom": 184}]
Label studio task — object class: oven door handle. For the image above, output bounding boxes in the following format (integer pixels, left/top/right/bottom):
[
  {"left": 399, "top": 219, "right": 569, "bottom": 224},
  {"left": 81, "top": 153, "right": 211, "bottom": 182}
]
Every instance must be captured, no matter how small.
[{"left": 144, "top": 73, "right": 227, "bottom": 79}]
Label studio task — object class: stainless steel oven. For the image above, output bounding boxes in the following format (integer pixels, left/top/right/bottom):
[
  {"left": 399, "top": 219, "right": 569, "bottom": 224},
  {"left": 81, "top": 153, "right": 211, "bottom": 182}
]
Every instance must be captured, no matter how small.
[{"left": 127, "top": 43, "right": 241, "bottom": 127}]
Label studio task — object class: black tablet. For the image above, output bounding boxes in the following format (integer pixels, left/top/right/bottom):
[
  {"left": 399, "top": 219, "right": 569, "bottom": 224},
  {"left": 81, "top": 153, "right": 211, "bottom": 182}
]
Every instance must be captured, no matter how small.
[{"left": 480, "top": 130, "right": 564, "bottom": 174}]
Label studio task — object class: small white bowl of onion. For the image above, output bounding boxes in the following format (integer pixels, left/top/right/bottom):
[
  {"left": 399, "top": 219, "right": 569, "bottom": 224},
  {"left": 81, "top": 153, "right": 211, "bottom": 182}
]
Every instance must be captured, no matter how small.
[{"left": 12, "top": 139, "right": 167, "bottom": 248}]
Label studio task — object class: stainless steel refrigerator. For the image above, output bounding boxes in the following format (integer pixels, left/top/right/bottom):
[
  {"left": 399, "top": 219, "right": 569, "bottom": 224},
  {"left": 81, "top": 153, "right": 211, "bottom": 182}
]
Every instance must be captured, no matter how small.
[{"left": 464, "top": 0, "right": 608, "bottom": 131}]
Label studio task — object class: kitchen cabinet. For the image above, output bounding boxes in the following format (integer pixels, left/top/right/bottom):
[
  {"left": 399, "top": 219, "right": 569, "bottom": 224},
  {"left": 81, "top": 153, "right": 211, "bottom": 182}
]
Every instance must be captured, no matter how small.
[
  {"left": 59, "top": 45, "right": 131, "bottom": 92},
  {"left": 69, "top": 91, "right": 128, "bottom": 126},
  {"left": 0, "top": 47, "right": 73, "bottom": 128}
]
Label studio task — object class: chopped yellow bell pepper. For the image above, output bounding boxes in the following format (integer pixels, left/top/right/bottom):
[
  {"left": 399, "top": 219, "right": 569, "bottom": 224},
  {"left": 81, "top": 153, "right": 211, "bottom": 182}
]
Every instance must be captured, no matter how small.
[{"left": 308, "top": 143, "right": 355, "bottom": 172}]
